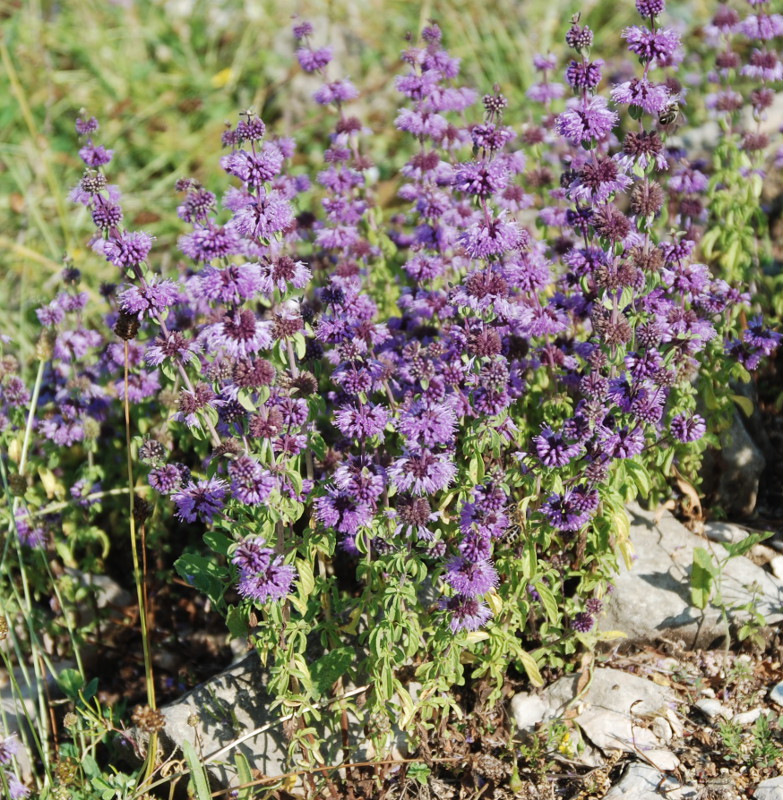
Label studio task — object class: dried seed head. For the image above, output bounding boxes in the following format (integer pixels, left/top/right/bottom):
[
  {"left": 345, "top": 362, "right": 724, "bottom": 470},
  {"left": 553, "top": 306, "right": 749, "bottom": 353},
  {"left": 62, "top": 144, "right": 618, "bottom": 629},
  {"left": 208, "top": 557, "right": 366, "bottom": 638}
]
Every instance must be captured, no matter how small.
[
  {"left": 63, "top": 711, "right": 79, "bottom": 729},
  {"left": 82, "top": 417, "right": 101, "bottom": 441},
  {"left": 131, "top": 705, "right": 166, "bottom": 734},
  {"left": 364, "top": 711, "right": 392, "bottom": 738},
  {"left": 213, "top": 439, "right": 242, "bottom": 458},
  {"left": 602, "top": 317, "right": 633, "bottom": 346},
  {"left": 592, "top": 204, "right": 631, "bottom": 243},
  {"left": 290, "top": 371, "right": 318, "bottom": 397},
  {"left": 630, "top": 180, "right": 665, "bottom": 217},
  {"left": 132, "top": 497, "right": 152, "bottom": 525},
  {"left": 35, "top": 330, "right": 56, "bottom": 361},
  {"left": 55, "top": 758, "right": 79, "bottom": 785},
  {"left": 629, "top": 245, "right": 663, "bottom": 273}
]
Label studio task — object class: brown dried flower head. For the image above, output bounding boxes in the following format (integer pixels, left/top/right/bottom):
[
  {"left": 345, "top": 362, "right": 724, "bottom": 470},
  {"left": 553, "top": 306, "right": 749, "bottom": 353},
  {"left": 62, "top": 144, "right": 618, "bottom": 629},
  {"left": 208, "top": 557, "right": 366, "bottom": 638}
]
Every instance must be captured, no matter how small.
[{"left": 132, "top": 704, "right": 166, "bottom": 734}]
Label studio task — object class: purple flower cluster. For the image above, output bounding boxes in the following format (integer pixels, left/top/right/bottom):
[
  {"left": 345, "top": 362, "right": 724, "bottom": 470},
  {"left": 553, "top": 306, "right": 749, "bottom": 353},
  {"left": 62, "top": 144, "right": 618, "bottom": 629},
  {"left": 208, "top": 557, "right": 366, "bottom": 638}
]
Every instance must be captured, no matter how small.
[
  {"left": 30, "top": 5, "right": 778, "bottom": 647},
  {"left": 231, "top": 536, "right": 296, "bottom": 603}
]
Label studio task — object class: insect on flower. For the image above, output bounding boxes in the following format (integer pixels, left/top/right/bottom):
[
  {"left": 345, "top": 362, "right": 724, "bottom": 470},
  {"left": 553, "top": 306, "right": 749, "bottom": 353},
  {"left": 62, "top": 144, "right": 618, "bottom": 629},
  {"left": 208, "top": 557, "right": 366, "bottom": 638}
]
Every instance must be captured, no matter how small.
[{"left": 657, "top": 101, "right": 683, "bottom": 133}]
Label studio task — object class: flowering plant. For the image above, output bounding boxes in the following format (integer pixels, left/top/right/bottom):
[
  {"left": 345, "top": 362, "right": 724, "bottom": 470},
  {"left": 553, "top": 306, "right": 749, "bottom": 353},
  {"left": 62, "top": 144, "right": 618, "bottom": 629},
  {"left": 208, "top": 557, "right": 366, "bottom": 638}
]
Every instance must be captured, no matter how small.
[{"left": 0, "top": 0, "right": 780, "bottom": 792}]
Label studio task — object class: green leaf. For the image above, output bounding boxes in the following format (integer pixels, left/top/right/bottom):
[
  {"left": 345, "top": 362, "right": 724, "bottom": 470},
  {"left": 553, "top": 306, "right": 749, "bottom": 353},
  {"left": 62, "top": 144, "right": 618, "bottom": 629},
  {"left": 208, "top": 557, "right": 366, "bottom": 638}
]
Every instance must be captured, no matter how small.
[
  {"left": 534, "top": 581, "right": 559, "bottom": 624},
  {"left": 730, "top": 394, "right": 754, "bottom": 418},
  {"left": 721, "top": 530, "right": 771, "bottom": 559},
  {"left": 226, "top": 606, "right": 249, "bottom": 639},
  {"left": 286, "top": 468, "right": 303, "bottom": 497},
  {"left": 81, "top": 754, "right": 100, "bottom": 779},
  {"left": 625, "top": 460, "right": 651, "bottom": 499},
  {"left": 516, "top": 649, "right": 544, "bottom": 687},
  {"left": 730, "top": 362, "right": 752, "bottom": 384},
  {"left": 408, "top": 762, "right": 432, "bottom": 785},
  {"left": 237, "top": 390, "right": 257, "bottom": 413},
  {"left": 83, "top": 677, "right": 99, "bottom": 702},
  {"left": 234, "top": 752, "right": 254, "bottom": 800},
  {"left": 203, "top": 529, "right": 233, "bottom": 557},
  {"left": 310, "top": 647, "right": 354, "bottom": 698},
  {"left": 57, "top": 669, "right": 84, "bottom": 700},
  {"left": 690, "top": 547, "right": 717, "bottom": 610},
  {"left": 296, "top": 558, "right": 315, "bottom": 599},
  {"left": 467, "top": 452, "right": 484, "bottom": 484},
  {"left": 182, "top": 739, "right": 212, "bottom": 800},
  {"left": 294, "top": 332, "right": 307, "bottom": 360},
  {"left": 175, "top": 553, "right": 228, "bottom": 608}
]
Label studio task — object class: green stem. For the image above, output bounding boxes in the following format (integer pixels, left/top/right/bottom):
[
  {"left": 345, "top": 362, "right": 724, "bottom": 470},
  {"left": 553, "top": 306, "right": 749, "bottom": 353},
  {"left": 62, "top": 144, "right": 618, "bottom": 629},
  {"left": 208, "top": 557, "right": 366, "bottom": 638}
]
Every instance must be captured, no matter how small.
[{"left": 123, "top": 341, "right": 158, "bottom": 782}]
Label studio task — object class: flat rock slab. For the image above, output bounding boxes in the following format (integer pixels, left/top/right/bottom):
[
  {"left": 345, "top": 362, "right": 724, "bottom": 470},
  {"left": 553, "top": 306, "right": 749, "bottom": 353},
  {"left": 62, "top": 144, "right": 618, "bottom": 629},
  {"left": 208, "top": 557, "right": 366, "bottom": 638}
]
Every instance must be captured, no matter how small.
[
  {"left": 513, "top": 668, "right": 678, "bottom": 770},
  {"left": 130, "top": 652, "right": 291, "bottom": 789},
  {"left": 130, "top": 653, "right": 384, "bottom": 790},
  {"left": 755, "top": 776, "right": 783, "bottom": 800},
  {"left": 599, "top": 504, "right": 783, "bottom": 649},
  {"left": 605, "top": 763, "right": 697, "bottom": 799}
]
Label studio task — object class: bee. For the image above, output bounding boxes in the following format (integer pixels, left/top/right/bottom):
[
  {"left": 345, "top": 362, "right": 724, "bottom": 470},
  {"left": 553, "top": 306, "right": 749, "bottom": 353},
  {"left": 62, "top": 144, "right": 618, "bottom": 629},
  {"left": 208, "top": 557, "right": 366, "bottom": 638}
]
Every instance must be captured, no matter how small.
[
  {"left": 657, "top": 102, "right": 683, "bottom": 133},
  {"left": 503, "top": 501, "right": 529, "bottom": 548}
]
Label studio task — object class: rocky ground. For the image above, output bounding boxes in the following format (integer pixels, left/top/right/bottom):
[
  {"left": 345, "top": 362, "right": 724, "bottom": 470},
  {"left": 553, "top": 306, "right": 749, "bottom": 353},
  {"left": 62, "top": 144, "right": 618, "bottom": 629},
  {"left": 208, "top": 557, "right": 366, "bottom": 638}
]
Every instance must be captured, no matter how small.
[
  {"left": 113, "top": 504, "right": 782, "bottom": 800},
  {"left": 3, "top": 410, "right": 783, "bottom": 798}
]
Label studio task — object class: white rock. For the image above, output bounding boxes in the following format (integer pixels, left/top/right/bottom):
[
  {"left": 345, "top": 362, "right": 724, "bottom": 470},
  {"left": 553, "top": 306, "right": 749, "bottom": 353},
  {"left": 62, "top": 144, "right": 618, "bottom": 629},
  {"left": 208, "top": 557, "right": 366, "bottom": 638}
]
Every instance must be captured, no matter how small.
[
  {"left": 651, "top": 716, "right": 673, "bottom": 743},
  {"left": 605, "top": 762, "right": 697, "bottom": 799},
  {"left": 770, "top": 555, "right": 783, "bottom": 581},
  {"left": 510, "top": 692, "right": 549, "bottom": 733},
  {"left": 733, "top": 708, "right": 763, "bottom": 726},
  {"left": 755, "top": 776, "right": 783, "bottom": 800},
  {"left": 643, "top": 747, "right": 680, "bottom": 772},
  {"left": 599, "top": 504, "right": 783, "bottom": 649},
  {"left": 705, "top": 522, "right": 747, "bottom": 545},
  {"left": 769, "top": 681, "right": 783, "bottom": 709},
  {"left": 695, "top": 698, "right": 730, "bottom": 720},
  {"left": 540, "top": 668, "right": 678, "bottom": 768}
]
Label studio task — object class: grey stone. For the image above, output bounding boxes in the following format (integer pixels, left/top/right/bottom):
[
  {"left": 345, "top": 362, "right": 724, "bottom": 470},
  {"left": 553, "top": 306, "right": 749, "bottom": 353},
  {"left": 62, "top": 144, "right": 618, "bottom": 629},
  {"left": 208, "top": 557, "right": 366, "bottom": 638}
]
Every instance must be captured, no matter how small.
[
  {"left": 605, "top": 762, "right": 697, "bottom": 799},
  {"left": 769, "top": 681, "right": 783, "bottom": 709},
  {"left": 130, "top": 652, "right": 291, "bottom": 788},
  {"left": 535, "top": 668, "right": 678, "bottom": 769},
  {"left": 599, "top": 504, "right": 783, "bottom": 649},
  {"left": 650, "top": 716, "right": 673, "bottom": 744},
  {"left": 695, "top": 698, "right": 730, "bottom": 721},
  {"left": 717, "top": 410, "right": 765, "bottom": 517},
  {"left": 509, "top": 692, "right": 549, "bottom": 733},
  {"left": 733, "top": 708, "right": 764, "bottom": 726},
  {"left": 131, "top": 652, "right": 392, "bottom": 789},
  {"left": 704, "top": 522, "right": 748, "bottom": 546},
  {"left": 755, "top": 776, "right": 783, "bottom": 800},
  {"left": 64, "top": 568, "right": 132, "bottom": 609}
]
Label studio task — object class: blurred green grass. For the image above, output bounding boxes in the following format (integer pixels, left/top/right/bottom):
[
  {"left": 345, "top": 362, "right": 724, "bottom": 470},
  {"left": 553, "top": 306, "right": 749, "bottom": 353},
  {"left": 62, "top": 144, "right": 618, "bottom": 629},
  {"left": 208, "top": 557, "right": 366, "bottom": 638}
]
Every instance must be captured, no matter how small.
[{"left": 0, "top": 0, "right": 652, "bottom": 347}]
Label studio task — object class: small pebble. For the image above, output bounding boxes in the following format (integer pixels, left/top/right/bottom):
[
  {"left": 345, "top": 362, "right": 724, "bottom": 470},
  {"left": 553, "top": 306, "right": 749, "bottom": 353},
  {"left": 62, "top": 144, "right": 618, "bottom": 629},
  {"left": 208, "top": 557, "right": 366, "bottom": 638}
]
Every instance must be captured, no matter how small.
[
  {"left": 510, "top": 692, "right": 548, "bottom": 733},
  {"left": 651, "top": 716, "right": 673, "bottom": 743},
  {"left": 733, "top": 708, "right": 763, "bottom": 726},
  {"left": 769, "top": 680, "right": 783, "bottom": 709},
  {"left": 770, "top": 555, "right": 783, "bottom": 581},
  {"left": 695, "top": 698, "right": 730, "bottom": 720}
]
